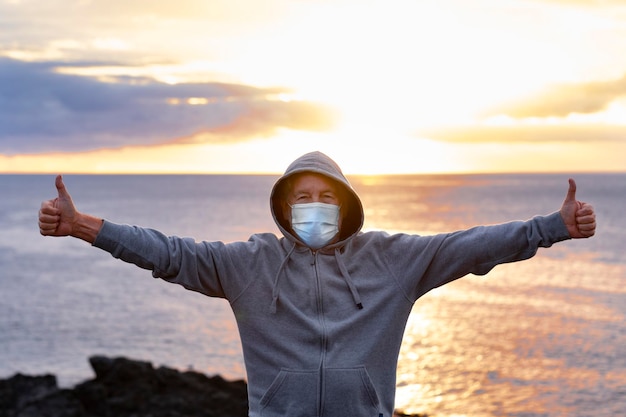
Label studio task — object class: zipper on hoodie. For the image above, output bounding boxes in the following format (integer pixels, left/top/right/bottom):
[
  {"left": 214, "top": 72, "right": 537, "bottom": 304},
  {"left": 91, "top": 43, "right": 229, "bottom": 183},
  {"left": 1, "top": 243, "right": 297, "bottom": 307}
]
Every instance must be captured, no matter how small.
[{"left": 312, "top": 250, "right": 328, "bottom": 417}]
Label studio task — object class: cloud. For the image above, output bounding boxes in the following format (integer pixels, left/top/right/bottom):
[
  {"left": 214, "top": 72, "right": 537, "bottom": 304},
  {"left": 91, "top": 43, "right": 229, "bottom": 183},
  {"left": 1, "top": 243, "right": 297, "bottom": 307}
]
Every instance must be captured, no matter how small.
[
  {"left": 533, "top": 0, "right": 626, "bottom": 6},
  {"left": 0, "top": 0, "right": 288, "bottom": 64},
  {"left": 418, "top": 123, "right": 626, "bottom": 144},
  {"left": 485, "top": 73, "right": 626, "bottom": 118},
  {"left": 174, "top": 100, "right": 337, "bottom": 145},
  {"left": 0, "top": 0, "right": 287, "bottom": 27},
  {"left": 0, "top": 58, "right": 337, "bottom": 155},
  {"left": 423, "top": 72, "right": 626, "bottom": 145}
]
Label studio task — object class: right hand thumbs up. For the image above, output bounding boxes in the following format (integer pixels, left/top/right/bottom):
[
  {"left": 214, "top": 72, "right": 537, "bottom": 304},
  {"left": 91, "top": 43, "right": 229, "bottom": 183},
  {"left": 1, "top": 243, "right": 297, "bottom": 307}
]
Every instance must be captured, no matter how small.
[{"left": 39, "top": 175, "right": 77, "bottom": 237}]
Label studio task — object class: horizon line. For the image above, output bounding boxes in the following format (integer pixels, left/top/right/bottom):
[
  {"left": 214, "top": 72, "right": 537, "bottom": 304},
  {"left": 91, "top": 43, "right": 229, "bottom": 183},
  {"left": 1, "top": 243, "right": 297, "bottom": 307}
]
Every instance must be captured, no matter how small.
[{"left": 1, "top": 170, "right": 624, "bottom": 176}]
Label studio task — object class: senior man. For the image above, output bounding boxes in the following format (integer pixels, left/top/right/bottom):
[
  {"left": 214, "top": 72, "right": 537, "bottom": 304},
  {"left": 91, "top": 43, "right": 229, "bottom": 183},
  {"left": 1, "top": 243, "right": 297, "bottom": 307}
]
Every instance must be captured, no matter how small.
[{"left": 39, "top": 151, "right": 596, "bottom": 417}]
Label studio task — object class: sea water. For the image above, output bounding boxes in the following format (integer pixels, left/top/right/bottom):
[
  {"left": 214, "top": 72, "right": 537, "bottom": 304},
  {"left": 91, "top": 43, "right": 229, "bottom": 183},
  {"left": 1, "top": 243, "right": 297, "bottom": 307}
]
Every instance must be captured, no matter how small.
[{"left": 1, "top": 173, "right": 624, "bottom": 416}]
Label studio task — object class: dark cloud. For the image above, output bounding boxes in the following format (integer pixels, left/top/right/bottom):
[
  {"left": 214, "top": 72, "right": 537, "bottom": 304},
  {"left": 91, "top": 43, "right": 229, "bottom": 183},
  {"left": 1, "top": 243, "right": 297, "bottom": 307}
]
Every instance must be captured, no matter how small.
[
  {"left": 0, "top": 58, "right": 337, "bottom": 155},
  {"left": 486, "top": 73, "right": 626, "bottom": 118}
]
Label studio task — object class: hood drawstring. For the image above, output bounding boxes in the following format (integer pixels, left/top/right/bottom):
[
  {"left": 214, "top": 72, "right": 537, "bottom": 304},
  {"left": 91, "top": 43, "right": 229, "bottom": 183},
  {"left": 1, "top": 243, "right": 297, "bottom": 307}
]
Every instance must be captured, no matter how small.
[
  {"left": 270, "top": 242, "right": 297, "bottom": 314},
  {"left": 270, "top": 244, "right": 363, "bottom": 313},
  {"left": 334, "top": 248, "right": 364, "bottom": 310}
]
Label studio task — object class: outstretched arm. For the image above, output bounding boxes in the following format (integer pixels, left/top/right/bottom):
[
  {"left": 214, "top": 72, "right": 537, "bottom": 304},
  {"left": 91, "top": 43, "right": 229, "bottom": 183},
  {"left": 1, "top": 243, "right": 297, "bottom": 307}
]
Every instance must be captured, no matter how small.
[
  {"left": 38, "top": 175, "right": 103, "bottom": 243},
  {"left": 559, "top": 178, "right": 596, "bottom": 239}
]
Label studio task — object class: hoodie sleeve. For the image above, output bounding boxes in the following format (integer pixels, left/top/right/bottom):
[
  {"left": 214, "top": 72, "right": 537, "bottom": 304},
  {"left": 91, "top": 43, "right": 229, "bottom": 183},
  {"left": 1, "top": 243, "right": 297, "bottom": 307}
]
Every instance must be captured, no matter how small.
[
  {"left": 385, "top": 211, "right": 571, "bottom": 301},
  {"left": 93, "top": 220, "right": 233, "bottom": 298}
]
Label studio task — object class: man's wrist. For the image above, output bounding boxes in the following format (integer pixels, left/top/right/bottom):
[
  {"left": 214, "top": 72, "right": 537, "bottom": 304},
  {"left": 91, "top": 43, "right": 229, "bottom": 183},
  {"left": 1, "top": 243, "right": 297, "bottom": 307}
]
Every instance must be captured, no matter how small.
[{"left": 71, "top": 212, "right": 103, "bottom": 243}]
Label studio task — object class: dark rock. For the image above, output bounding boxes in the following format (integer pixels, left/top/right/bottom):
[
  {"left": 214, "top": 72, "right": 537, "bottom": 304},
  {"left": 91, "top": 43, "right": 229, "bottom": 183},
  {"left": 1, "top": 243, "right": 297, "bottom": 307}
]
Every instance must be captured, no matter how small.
[
  {"left": 0, "top": 356, "right": 247, "bottom": 417},
  {"left": 0, "top": 373, "right": 57, "bottom": 412},
  {"left": 0, "top": 373, "right": 83, "bottom": 417}
]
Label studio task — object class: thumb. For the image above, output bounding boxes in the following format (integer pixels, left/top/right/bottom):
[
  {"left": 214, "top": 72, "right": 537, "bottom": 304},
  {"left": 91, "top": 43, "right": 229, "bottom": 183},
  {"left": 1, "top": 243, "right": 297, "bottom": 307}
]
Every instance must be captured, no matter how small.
[
  {"left": 55, "top": 174, "right": 71, "bottom": 199},
  {"left": 564, "top": 178, "right": 577, "bottom": 203}
]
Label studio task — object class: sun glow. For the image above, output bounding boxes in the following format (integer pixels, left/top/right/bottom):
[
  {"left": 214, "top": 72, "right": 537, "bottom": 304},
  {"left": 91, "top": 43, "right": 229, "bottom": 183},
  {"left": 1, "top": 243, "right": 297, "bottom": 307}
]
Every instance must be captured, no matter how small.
[{"left": 220, "top": 1, "right": 584, "bottom": 121}]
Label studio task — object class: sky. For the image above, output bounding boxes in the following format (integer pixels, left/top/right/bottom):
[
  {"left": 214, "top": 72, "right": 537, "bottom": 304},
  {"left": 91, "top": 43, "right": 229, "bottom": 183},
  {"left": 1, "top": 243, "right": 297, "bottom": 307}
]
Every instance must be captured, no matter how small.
[{"left": 1, "top": 0, "right": 626, "bottom": 174}]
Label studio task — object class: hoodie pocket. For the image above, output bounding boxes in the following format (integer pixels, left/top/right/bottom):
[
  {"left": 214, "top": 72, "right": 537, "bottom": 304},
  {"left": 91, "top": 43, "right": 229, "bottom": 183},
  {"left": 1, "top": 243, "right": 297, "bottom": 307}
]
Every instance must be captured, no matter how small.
[
  {"left": 323, "top": 366, "right": 381, "bottom": 415},
  {"left": 259, "top": 366, "right": 381, "bottom": 417},
  {"left": 260, "top": 369, "right": 319, "bottom": 417}
]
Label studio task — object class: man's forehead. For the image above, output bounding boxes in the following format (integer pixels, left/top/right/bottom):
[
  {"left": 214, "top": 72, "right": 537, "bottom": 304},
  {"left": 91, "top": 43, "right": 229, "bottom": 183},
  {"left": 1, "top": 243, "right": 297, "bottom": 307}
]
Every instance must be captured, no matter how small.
[{"left": 290, "top": 172, "right": 338, "bottom": 191}]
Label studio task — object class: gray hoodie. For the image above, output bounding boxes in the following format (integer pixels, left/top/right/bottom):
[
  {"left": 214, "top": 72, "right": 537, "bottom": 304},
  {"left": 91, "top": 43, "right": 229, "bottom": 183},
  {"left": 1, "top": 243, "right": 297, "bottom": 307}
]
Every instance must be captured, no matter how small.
[{"left": 93, "top": 151, "right": 571, "bottom": 417}]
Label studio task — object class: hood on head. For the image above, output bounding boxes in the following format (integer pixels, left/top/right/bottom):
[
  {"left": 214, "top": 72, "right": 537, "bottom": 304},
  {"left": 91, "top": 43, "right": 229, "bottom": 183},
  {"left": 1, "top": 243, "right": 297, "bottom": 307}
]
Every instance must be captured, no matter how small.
[{"left": 270, "top": 151, "right": 364, "bottom": 245}]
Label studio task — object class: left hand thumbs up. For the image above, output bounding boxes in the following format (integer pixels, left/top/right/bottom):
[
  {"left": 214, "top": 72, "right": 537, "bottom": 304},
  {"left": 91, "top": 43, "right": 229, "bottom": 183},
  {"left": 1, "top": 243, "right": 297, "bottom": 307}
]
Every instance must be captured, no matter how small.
[{"left": 560, "top": 178, "right": 596, "bottom": 239}]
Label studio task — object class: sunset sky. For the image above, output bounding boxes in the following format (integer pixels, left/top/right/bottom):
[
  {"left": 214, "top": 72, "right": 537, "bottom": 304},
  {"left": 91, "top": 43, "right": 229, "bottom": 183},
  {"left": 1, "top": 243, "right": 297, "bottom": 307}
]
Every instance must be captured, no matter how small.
[{"left": 1, "top": 0, "right": 626, "bottom": 174}]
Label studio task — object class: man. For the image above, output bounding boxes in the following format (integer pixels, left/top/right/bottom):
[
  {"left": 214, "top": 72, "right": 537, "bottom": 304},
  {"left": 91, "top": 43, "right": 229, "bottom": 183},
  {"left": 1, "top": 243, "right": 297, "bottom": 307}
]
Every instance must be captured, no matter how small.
[{"left": 39, "top": 151, "right": 596, "bottom": 417}]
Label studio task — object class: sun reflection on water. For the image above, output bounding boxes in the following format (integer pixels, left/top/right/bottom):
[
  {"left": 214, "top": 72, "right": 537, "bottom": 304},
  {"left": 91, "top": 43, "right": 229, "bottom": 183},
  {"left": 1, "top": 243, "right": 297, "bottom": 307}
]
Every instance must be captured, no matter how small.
[{"left": 394, "top": 254, "right": 626, "bottom": 417}]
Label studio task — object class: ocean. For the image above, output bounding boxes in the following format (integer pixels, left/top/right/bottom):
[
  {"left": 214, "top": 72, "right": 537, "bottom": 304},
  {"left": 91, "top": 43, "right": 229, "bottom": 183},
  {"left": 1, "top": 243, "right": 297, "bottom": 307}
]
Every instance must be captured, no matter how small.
[{"left": 1, "top": 173, "right": 624, "bottom": 416}]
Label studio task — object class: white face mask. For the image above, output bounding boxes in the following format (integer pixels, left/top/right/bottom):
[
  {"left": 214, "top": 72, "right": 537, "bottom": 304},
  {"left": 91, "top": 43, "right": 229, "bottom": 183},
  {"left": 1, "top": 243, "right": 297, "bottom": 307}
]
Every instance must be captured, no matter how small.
[{"left": 290, "top": 202, "right": 340, "bottom": 249}]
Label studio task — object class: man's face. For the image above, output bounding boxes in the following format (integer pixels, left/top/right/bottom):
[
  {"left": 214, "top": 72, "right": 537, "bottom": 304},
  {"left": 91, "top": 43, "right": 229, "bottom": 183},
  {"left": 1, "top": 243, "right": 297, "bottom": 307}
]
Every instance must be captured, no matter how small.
[{"left": 282, "top": 172, "right": 344, "bottom": 231}]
